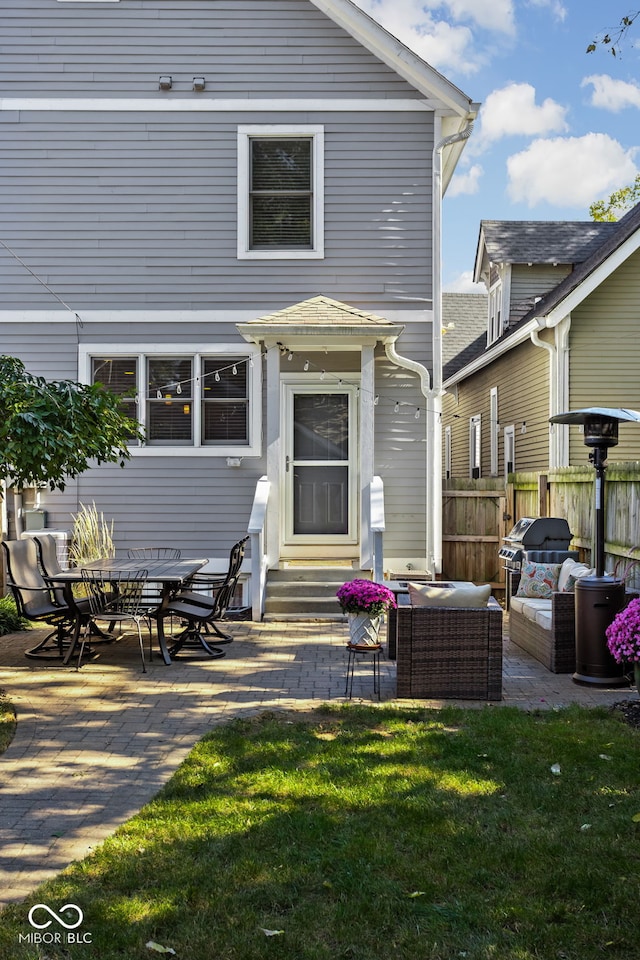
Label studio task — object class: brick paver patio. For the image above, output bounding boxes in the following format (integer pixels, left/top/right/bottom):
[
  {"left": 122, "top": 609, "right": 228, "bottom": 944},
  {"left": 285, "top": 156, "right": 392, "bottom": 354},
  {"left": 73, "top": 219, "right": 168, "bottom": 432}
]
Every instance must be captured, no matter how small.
[{"left": 0, "top": 619, "right": 634, "bottom": 906}]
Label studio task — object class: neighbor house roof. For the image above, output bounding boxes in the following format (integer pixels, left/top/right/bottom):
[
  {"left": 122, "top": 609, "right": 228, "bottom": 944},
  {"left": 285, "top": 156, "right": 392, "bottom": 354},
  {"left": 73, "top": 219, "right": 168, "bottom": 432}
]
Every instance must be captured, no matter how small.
[
  {"left": 446, "top": 202, "right": 640, "bottom": 387},
  {"left": 442, "top": 292, "right": 487, "bottom": 380}
]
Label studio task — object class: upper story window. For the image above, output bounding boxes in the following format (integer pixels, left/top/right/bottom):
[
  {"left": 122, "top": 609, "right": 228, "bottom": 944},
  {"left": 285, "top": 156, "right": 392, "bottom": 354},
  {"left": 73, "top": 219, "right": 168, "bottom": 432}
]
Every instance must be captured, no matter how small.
[
  {"left": 237, "top": 125, "right": 324, "bottom": 260},
  {"left": 82, "top": 344, "right": 261, "bottom": 457},
  {"left": 488, "top": 281, "right": 503, "bottom": 345},
  {"left": 470, "top": 414, "right": 481, "bottom": 479}
]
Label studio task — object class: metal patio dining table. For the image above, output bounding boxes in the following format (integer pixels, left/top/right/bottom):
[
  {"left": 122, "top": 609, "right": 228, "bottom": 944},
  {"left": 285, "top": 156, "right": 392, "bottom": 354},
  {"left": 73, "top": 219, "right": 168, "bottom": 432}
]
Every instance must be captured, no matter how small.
[{"left": 48, "top": 556, "right": 208, "bottom": 666}]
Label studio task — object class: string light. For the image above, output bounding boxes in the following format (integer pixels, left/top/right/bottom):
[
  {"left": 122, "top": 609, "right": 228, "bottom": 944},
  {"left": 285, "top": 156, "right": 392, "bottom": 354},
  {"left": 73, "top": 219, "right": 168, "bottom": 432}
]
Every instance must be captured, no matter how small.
[
  {"left": 415, "top": 408, "right": 421, "bottom": 419},
  {"left": 215, "top": 370, "right": 221, "bottom": 382},
  {"left": 374, "top": 395, "right": 379, "bottom": 405},
  {"left": 304, "top": 360, "right": 310, "bottom": 371},
  {"left": 394, "top": 401, "right": 400, "bottom": 413},
  {"left": 176, "top": 382, "right": 182, "bottom": 394},
  {"left": 232, "top": 364, "right": 237, "bottom": 375}
]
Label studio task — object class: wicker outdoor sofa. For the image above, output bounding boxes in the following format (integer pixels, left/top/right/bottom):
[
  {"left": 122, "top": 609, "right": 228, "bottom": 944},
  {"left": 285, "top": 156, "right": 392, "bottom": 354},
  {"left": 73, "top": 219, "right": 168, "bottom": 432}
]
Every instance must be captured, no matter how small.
[
  {"left": 394, "top": 594, "right": 503, "bottom": 700},
  {"left": 508, "top": 585, "right": 576, "bottom": 673}
]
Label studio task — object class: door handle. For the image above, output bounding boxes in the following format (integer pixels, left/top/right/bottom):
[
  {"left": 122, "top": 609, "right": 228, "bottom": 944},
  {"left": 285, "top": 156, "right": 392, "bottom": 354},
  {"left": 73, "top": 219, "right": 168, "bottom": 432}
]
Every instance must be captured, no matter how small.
[{"left": 286, "top": 456, "right": 290, "bottom": 472}]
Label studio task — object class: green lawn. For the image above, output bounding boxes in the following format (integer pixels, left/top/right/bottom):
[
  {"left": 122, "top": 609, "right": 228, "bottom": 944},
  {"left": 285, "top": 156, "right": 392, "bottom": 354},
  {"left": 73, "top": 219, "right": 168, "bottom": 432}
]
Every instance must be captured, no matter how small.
[
  {"left": 1, "top": 704, "right": 639, "bottom": 960},
  {"left": 0, "top": 690, "right": 16, "bottom": 754}
]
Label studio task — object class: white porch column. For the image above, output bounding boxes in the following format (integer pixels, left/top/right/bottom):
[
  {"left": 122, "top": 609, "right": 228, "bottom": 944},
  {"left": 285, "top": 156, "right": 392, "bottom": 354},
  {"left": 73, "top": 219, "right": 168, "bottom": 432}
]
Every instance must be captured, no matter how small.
[
  {"left": 265, "top": 340, "right": 281, "bottom": 567},
  {"left": 359, "top": 344, "right": 376, "bottom": 571}
]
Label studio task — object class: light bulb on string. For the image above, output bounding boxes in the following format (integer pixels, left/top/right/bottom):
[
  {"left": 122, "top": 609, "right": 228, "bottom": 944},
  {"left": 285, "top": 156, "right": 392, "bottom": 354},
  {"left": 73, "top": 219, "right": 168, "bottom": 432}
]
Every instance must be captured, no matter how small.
[
  {"left": 415, "top": 408, "right": 421, "bottom": 419},
  {"left": 374, "top": 395, "right": 379, "bottom": 406},
  {"left": 176, "top": 382, "right": 182, "bottom": 395},
  {"left": 394, "top": 401, "right": 400, "bottom": 413},
  {"left": 232, "top": 364, "right": 237, "bottom": 375},
  {"left": 303, "top": 360, "right": 310, "bottom": 372},
  {"left": 288, "top": 352, "right": 293, "bottom": 361},
  {"left": 156, "top": 389, "right": 162, "bottom": 400},
  {"left": 320, "top": 369, "right": 325, "bottom": 380},
  {"left": 215, "top": 370, "right": 221, "bottom": 382}
]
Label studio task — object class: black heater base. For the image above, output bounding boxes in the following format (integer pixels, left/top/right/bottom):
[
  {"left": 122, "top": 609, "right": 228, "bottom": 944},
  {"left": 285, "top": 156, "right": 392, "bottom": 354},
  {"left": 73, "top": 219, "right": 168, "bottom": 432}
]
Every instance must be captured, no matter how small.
[{"left": 572, "top": 576, "right": 628, "bottom": 687}]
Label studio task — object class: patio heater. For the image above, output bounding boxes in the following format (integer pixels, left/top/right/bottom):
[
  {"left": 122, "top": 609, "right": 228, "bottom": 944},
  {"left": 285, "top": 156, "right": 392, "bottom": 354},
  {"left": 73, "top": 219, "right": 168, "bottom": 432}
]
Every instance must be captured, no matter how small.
[{"left": 549, "top": 407, "right": 640, "bottom": 685}]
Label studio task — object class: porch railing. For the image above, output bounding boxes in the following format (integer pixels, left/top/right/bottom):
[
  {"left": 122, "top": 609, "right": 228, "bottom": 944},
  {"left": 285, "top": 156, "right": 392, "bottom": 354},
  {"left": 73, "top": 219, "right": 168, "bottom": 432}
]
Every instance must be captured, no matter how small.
[
  {"left": 370, "top": 475, "right": 385, "bottom": 583},
  {"left": 247, "top": 475, "right": 270, "bottom": 621}
]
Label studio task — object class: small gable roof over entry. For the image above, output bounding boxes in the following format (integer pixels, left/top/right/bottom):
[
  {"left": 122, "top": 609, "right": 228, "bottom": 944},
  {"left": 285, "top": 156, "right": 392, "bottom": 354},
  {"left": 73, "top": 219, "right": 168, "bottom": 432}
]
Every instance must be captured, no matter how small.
[{"left": 237, "top": 295, "right": 402, "bottom": 347}]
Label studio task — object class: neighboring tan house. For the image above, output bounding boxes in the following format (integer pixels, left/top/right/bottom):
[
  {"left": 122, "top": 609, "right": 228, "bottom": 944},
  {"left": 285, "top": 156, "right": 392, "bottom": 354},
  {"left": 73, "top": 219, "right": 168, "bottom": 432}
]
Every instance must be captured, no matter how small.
[
  {"left": 0, "top": 0, "right": 479, "bottom": 615},
  {"left": 442, "top": 203, "right": 640, "bottom": 481}
]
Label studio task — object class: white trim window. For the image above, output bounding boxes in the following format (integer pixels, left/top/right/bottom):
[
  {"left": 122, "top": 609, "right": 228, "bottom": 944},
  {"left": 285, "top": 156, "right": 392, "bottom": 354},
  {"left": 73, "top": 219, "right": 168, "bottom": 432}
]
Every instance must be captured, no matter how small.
[
  {"left": 489, "top": 386, "right": 499, "bottom": 476},
  {"left": 488, "top": 280, "right": 503, "bottom": 345},
  {"left": 470, "top": 414, "right": 481, "bottom": 479},
  {"left": 80, "top": 344, "right": 262, "bottom": 457},
  {"left": 237, "top": 124, "right": 324, "bottom": 260},
  {"left": 504, "top": 424, "right": 515, "bottom": 478},
  {"left": 444, "top": 425, "right": 452, "bottom": 480}
]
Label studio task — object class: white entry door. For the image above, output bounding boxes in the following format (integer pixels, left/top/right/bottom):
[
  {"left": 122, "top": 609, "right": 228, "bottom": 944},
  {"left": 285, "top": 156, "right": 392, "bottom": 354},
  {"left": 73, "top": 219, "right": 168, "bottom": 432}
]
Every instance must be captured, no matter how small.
[{"left": 281, "top": 382, "right": 358, "bottom": 555}]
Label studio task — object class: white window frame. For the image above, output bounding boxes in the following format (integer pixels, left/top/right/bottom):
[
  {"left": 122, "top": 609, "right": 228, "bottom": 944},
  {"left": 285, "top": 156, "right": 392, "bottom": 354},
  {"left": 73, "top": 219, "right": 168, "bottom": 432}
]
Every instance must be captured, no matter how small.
[
  {"left": 470, "top": 414, "right": 481, "bottom": 479},
  {"left": 444, "top": 425, "right": 452, "bottom": 480},
  {"left": 79, "top": 343, "right": 262, "bottom": 457},
  {"left": 488, "top": 280, "right": 503, "bottom": 345},
  {"left": 489, "top": 386, "right": 499, "bottom": 476},
  {"left": 237, "top": 124, "right": 324, "bottom": 260},
  {"left": 504, "top": 424, "right": 515, "bottom": 479}
]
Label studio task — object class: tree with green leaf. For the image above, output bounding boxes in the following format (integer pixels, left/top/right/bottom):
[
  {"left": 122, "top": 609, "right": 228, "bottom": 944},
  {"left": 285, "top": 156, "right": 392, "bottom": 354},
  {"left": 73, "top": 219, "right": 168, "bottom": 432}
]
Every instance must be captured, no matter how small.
[
  {"left": 590, "top": 173, "right": 640, "bottom": 221},
  {"left": 587, "top": 11, "right": 640, "bottom": 57},
  {"left": 0, "top": 355, "right": 143, "bottom": 494}
]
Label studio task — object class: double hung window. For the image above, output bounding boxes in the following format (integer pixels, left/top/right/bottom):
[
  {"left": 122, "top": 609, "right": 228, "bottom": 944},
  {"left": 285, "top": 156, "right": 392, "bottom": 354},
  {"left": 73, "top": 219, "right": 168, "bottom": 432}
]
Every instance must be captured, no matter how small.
[
  {"left": 83, "top": 345, "right": 260, "bottom": 456},
  {"left": 238, "top": 125, "right": 324, "bottom": 259}
]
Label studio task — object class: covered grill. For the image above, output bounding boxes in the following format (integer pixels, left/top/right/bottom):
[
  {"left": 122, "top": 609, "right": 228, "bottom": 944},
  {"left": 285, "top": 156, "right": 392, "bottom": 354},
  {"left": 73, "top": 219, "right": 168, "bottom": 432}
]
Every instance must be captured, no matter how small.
[
  {"left": 500, "top": 517, "right": 577, "bottom": 605},
  {"left": 499, "top": 516, "right": 574, "bottom": 570}
]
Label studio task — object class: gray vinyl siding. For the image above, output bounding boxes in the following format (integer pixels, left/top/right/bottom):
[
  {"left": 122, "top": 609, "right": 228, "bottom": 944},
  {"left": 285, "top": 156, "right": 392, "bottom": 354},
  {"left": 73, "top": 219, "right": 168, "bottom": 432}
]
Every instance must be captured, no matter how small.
[
  {"left": 374, "top": 332, "right": 428, "bottom": 560},
  {"left": 1, "top": 0, "right": 435, "bottom": 562},
  {"left": 568, "top": 247, "right": 640, "bottom": 464},
  {"left": 0, "top": 111, "right": 432, "bottom": 311},
  {"left": 0, "top": 0, "right": 420, "bottom": 99},
  {"left": 442, "top": 339, "right": 549, "bottom": 478}
]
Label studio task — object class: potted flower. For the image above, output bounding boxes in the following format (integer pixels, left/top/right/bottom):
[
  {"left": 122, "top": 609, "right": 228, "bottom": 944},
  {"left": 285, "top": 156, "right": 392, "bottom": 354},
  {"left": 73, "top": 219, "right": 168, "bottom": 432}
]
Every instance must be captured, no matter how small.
[
  {"left": 336, "top": 578, "right": 397, "bottom": 647},
  {"left": 606, "top": 597, "right": 640, "bottom": 694}
]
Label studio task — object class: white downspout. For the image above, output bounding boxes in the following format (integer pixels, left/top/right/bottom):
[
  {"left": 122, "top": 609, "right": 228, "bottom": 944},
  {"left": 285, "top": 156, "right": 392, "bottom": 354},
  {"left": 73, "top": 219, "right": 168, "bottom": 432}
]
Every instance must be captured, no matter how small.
[
  {"left": 530, "top": 314, "right": 571, "bottom": 468},
  {"left": 431, "top": 120, "right": 475, "bottom": 573}
]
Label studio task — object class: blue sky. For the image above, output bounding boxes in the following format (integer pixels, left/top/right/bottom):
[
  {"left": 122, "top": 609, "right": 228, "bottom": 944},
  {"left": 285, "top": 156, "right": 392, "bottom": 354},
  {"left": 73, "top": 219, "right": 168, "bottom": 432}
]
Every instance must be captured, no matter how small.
[{"left": 352, "top": 0, "right": 640, "bottom": 291}]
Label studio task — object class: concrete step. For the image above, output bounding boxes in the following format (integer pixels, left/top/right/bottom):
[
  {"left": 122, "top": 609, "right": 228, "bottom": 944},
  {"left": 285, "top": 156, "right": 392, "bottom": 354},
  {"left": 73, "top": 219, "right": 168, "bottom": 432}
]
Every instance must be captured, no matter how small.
[
  {"left": 263, "top": 566, "right": 372, "bottom": 620},
  {"left": 268, "top": 566, "right": 370, "bottom": 583}
]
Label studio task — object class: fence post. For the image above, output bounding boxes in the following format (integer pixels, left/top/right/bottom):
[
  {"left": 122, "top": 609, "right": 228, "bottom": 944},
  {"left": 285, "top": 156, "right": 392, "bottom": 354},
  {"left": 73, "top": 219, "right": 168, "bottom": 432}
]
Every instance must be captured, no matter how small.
[{"left": 538, "top": 474, "right": 549, "bottom": 517}]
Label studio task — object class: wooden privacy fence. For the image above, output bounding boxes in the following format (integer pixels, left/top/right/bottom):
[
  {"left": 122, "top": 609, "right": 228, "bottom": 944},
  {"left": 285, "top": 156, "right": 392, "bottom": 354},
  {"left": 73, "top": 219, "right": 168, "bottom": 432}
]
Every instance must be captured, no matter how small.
[
  {"left": 444, "top": 462, "right": 640, "bottom": 595},
  {"left": 442, "top": 479, "right": 509, "bottom": 598}
]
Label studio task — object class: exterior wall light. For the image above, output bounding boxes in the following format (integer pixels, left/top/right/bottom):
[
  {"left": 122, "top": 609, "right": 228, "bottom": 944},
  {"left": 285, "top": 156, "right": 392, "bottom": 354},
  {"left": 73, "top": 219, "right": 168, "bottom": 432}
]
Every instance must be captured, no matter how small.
[
  {"left": 158, "top": 76, "right": 172, "bottom": 90},
  {"left": 193, "top": 77, "right": 206, "bottom": 91}
]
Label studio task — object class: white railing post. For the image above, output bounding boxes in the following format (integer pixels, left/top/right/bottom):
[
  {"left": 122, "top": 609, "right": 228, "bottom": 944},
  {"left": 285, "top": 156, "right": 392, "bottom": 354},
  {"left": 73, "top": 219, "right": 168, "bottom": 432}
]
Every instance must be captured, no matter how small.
[
  {"left": 370, "top": 475, "right": 385, "bottom": 583},
  {"left": 247, "top": 475, "right": 270, "bottom": 621}
]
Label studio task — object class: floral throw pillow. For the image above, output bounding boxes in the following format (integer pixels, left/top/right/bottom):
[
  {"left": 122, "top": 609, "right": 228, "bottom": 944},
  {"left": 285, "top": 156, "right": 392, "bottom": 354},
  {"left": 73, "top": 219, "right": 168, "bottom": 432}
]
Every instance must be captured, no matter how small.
[{"left": 515, "top": 560, "right": 562, "bottom": 599}]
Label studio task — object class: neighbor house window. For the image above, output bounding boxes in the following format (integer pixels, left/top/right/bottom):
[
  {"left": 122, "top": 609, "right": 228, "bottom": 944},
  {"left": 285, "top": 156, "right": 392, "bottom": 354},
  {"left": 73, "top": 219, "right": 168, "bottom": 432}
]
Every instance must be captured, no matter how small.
[
  {"left": 470, "top": 415, "right": 481, "bottom": 479},
  {"left": 237, "top": 125, "right": 324, "bottom": 259},
  {"left": 444, "top": 425, "right": 452, "bottom": 480},
  {"left": 490, "top": 387, "right": 499, "bottom": 475},
  {"left": 83, "top": 345, "right": 261, "bottom": 457},
  {"left": 504, "top": 425, "right": 515, "bottom": 478},
  {"left": 488, "top": 281, "right": 503, "bottom": 345}
]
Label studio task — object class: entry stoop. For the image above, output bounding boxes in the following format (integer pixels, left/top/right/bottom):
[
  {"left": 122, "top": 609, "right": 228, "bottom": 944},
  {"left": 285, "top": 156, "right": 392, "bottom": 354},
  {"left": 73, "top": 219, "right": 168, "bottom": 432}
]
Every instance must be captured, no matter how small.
[{"left": 263, "top": 565, "right": 372, "bottom": 621}]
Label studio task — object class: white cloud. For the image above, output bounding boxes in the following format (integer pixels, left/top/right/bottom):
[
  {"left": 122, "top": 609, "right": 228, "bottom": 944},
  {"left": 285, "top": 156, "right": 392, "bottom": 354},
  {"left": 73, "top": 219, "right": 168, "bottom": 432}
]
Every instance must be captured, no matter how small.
[
  {"left": 423, "top": 0, "right": 516, "bottom": 35},
  {"left": 526, "top": 0, "right": 567, "bottom": 23},
  {"left": 506, "top": 133, "right": 638, "bottom": 207},
  {"left": 444, "top": 271, "right": 486, "bottom": 293},
  {"left": 582, "top": 74, "right": 640, "bottom": 112},
  {"left": 478, "top": 83, "right": 569, "bottom": 144},
  {"left": 351, "top": 0, "right": 513, "bottom": 74},
  {"left": 448, "top": 163, "right": 483, "bottom": 196}
]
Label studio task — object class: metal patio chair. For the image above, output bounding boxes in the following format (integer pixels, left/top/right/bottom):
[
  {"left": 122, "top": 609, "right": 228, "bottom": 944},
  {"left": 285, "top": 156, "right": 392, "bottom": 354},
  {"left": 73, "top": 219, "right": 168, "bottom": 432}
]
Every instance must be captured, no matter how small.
[
  {"left": 2, "top": 538, "right": 83, "bottom": 660},
  {"left": 156, "top": 536, "right": 248, "bottom": 658},
  {"left": 79, "top": 568, "right": 150, "bottom": 672}
]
